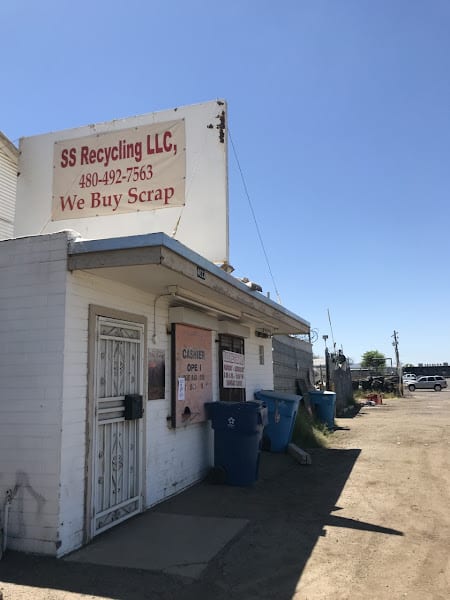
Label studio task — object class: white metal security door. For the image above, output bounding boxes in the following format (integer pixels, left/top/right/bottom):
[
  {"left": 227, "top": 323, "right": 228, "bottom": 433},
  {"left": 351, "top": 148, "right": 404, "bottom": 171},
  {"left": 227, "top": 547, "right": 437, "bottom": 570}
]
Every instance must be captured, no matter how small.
[{"left": 92, "top": 316, "right": 144, "bottom": 536}]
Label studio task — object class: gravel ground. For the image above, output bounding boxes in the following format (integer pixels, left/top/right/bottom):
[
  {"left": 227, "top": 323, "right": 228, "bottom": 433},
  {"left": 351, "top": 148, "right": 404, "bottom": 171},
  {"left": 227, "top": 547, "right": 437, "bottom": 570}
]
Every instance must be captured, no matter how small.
[{"left": 1, "top": 388, "right": 449, "bottom": 599}]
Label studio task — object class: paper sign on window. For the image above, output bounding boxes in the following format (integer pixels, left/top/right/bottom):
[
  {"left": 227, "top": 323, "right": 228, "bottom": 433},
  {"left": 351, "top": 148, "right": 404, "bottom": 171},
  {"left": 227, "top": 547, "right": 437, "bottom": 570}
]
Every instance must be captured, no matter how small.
[{"left": 222, "top": 350, "right": 245, "bottom": 388}]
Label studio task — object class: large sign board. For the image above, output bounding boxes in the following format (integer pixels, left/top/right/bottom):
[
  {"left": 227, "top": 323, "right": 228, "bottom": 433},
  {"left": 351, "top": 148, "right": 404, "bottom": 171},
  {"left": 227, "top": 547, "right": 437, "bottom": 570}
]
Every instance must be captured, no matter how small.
[
  {"left": 52, "top": 120, "right": 185, "bottom": 220},
  {"left": 15, "top": 100, "right": 229, "bottom": 264}
]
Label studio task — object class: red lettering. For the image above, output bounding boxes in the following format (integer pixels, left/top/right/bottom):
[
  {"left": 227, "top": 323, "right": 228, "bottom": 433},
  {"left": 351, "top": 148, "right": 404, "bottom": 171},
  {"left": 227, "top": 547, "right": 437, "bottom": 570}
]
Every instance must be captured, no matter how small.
[
  {"left": 96, "top": 148, "right": 104, "bottom": 164},
  {"left": 91, "top": 192, "right": 101, "bottom": 208},
  {"left": 163, "top": 131, "right": 172, "bottom": 152},
  {"left": 90, "top": 192, "right": 122, "bottom": 211},
  {"left": 127, "top": 186, "right": 175, "bottom": 205},
  {"left": 80, "top": 146, "right": 89, "bottom": 165},
  {"left": 128, "top": 188, "right": 137, "bottom": 203},
  {"left": 146, "top": 133, "right": 166, "bottom": 155},
  {"left": 59, "top": 194, "right": 85, "bottom": 211},
  {"left": 141, "top": 189, "right": 153, "bottom": 202},
  {"left": 60, "top": 149, "right": 68, "bottom": 168},
  {"left": 164, "top": 187, "right": 174, "bottom": 204},
  {"left": 155, "top": 133, "right": 163, "bottom": 153},
  {"left": 60, "top": 148, "right": 77, "bottom": 168}
]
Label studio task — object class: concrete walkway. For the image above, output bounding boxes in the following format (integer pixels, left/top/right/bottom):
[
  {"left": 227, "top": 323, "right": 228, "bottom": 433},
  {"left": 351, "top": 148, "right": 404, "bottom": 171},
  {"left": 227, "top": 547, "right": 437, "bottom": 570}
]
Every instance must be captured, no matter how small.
[{"left": 65, "top": 511, "right": 248, "bottom": 579}]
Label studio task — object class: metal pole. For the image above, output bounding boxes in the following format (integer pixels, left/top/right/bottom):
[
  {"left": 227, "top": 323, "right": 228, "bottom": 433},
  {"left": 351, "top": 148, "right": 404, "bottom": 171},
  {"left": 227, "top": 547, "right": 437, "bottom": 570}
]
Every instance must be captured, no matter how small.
[
  {"left": 322, "top": 335, "right": 329, "bottom": 390},
  {"left": 392, "top": 331, "right": 403, "bottom": 397}
]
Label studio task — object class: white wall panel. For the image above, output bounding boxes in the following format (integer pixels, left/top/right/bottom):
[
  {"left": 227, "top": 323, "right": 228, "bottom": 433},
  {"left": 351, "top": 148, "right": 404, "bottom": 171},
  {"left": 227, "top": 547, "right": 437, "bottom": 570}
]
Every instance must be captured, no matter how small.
[
  {"left": 0, "top": 147, "right": 17, "bottom": 240},
  {"left": 245, "top": 334, "right": 274, "bottom": 396},
  {"left": 59, "top": 268, "right": 218, "bottom": 555},
  {"left": 0, "top": 233, "right": 68, "bottom": 555}
]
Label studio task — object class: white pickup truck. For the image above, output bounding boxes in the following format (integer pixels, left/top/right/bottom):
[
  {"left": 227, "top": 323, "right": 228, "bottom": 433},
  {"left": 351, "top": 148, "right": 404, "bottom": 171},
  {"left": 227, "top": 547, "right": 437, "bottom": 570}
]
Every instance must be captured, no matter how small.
[{"left": 402, "top": 373, "right": 417, "bottom": 383}]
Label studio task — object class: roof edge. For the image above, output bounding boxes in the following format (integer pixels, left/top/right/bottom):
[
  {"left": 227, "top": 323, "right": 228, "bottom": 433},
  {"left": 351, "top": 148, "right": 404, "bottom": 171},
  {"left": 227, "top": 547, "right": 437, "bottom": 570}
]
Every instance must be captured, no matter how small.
[
  {"left": 68, "top": 232, "right": 310, "bottom": 331},
  {"left": 0, "top": 131, "right": 19, "bottom": 162}
]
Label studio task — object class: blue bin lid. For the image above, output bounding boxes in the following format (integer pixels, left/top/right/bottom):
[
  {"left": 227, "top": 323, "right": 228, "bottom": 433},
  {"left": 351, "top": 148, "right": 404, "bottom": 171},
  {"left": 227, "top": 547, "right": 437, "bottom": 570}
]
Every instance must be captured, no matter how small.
[
  {"left": 254, "top": 390, "right": 302, "bottom": 402},
  {"left": 204, "top": 400, "right": 267, "bottom": 432}
]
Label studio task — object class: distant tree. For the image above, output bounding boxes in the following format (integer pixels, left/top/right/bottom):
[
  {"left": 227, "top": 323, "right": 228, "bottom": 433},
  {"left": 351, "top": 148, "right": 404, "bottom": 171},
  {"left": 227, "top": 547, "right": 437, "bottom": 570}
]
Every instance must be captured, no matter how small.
[{"left": 361, "top": 350, "right": 386, "bottom": 374}]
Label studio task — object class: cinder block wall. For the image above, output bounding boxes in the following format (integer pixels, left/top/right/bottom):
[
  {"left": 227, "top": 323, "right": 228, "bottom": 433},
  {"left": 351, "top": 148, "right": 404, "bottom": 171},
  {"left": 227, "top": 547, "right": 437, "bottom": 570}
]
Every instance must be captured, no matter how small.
[{"left": 272, "top": 335, "right": 313, "bottom": 395}]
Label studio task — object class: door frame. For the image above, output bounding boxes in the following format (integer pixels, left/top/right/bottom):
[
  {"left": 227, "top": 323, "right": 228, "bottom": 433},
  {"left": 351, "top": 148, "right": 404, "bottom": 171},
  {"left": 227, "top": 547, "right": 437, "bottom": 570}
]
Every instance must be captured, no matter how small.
[{"left": 85, "top": 304, "right": 148, "bottom": 544}]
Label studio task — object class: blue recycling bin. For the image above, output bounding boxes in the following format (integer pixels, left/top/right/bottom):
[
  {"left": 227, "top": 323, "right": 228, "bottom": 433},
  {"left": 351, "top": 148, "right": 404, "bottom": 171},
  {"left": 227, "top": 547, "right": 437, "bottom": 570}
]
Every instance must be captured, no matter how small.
[
  {"left": 254, "top": 390, "right": 301, "bottom": 452},
  {"left": 205, "top": 401, "right": 267, "bottom": 486},
  {"left": 309, "top": 390, "right": 336, "bottom": 429}
]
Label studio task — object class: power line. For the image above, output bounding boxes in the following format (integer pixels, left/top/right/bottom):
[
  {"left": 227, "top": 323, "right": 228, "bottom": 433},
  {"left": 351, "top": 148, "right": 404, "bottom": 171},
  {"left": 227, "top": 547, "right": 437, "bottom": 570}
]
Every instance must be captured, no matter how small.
[
  {"left": 327, "top": 308, "right": 336, "bottom": 351},
  {"left": 228, "top": 129, "right": 282, "bottom": 304}
]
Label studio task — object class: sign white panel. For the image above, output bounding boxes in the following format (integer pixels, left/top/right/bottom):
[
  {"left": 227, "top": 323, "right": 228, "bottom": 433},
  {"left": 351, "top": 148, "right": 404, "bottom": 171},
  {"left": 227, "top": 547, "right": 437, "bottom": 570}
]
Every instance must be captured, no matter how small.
[
  {"left": 52, "top": 119, "right": 185, "bottom": 220},
  {"left": 15, "top": 100, "right": 229, "bottom": 264},
  {"left": 222, "top": 350, "right": 246, "bottom": 389}
]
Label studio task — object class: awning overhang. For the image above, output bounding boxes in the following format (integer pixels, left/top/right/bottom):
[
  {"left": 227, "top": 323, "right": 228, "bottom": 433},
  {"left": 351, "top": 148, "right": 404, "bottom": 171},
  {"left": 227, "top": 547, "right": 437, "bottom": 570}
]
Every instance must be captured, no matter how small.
[{"left": 68, "top": 232, "right": 310, "bottom": 336}]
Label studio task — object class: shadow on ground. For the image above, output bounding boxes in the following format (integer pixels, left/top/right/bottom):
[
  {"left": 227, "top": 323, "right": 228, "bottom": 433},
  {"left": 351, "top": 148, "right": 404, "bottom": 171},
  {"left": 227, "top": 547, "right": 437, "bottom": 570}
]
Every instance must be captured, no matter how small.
[
  {"left": 336, "top": 403, "right": 364, "bottom": 419},
  {"left": 0, "top": 448, "right": 402, "bottom": 600}
]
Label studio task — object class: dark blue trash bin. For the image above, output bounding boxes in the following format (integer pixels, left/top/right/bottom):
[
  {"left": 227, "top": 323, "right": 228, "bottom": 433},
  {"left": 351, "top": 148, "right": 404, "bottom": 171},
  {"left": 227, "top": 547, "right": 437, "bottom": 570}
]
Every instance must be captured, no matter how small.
[
  {"left": 309, "top": 390, "right": 336, "bottom": 429},
  {"left": 254, "top": 390, "right": 301, "bottom": 452},
  {"left": 204, "top": 401, "right": 267, "bottom": 486}
]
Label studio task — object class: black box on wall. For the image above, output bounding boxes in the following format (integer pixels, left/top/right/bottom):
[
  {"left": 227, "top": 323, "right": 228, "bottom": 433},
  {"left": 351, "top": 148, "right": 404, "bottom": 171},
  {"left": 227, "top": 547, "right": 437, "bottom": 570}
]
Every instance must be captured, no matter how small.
[{"left": 124, "top": 394, "right": 144, "bottom": 420}]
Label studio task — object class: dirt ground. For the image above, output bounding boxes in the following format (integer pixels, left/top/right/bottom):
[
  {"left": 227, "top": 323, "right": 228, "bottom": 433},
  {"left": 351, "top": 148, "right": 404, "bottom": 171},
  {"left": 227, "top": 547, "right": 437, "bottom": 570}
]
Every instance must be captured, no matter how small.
[{"left": 1, "top": 388, "right": 450, "bottom": 599}]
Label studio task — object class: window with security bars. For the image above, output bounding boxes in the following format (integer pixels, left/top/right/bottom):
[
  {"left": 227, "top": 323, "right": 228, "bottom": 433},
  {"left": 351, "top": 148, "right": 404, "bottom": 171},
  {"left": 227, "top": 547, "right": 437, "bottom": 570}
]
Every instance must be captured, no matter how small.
[{"left": 218, "top": 334, "right": 246, "bottom": 402}]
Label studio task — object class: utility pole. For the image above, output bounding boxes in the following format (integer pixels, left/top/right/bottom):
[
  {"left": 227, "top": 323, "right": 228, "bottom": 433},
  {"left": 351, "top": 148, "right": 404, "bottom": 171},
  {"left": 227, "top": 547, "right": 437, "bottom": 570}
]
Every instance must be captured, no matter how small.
[
  {"left": 392, "top": 330, "right": 403, "bottom": 396},
  {"left": 322, "top": 335, "right": 329, "bottom": 391}
]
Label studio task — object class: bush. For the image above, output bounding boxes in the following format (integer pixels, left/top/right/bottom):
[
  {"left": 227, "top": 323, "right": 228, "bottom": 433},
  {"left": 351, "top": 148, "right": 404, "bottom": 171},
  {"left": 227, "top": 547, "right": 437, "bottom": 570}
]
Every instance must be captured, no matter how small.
[{"left": 291, "top": 405, "right": 331, "bottom": 449}]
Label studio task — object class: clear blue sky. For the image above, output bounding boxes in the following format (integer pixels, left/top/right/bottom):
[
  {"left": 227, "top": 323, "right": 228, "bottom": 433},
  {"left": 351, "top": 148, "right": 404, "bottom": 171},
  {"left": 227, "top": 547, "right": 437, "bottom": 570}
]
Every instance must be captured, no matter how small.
[{"left": 2, "top": 0, "right": 449, "bottom": 365}]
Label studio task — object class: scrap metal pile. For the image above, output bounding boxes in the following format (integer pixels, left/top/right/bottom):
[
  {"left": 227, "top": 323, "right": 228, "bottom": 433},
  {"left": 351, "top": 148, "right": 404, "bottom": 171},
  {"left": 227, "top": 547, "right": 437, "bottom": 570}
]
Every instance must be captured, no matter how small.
[{"left": 353, "top": 375, "right": 400, "bottom": 394}]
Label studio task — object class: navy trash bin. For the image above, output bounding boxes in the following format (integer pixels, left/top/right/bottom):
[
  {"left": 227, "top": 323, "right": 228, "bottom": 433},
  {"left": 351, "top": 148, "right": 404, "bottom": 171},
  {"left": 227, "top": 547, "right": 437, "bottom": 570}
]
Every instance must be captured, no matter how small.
[
  {"left": 254, "top": 390, "right": 301, "bottom": 452},
  {"left": 309, "top": 390, "right": 336, "bottom": 429},
  {"left": 204, "top": 401, "right": 267, "bottom": 486}
]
